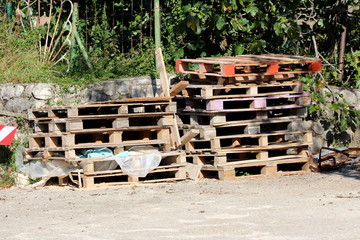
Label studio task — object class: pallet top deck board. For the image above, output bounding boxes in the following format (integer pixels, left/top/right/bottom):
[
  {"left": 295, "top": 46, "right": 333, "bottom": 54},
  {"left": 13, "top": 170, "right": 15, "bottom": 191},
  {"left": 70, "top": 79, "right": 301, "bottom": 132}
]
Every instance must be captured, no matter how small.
[
  {"left": 194, "top": 54, "right": 320, "bottom": 65},
  {"left": 87, "top": 97, "right": 172, "bottom": 104}
]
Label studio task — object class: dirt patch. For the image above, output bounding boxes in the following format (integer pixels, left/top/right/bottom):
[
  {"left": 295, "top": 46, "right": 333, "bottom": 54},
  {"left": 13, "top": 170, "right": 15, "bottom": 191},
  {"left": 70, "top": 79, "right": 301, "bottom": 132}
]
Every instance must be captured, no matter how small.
[{"left": 1, "top": 169, "right": 360, "bottom": 240}]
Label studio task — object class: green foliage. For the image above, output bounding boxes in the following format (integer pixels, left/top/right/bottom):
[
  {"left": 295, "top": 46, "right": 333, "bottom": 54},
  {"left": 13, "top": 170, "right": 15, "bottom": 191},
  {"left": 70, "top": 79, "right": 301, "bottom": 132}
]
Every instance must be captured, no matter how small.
[
  {"left": 303, "top": 75, "right": 360, "bottom": 145},
  {"left": 0, "top": 145, "right": 16, "bottom": 188},
  {"left": 344, "top": 51, "right": 360, "bottom": 88},
  {"left": 69, "top": 45, "right": 158, "bottom": 83},
  {"left": 0, "top": 22, "right": 57, "bottom": 84},
  {"left": 0, "top": 138, "right": 28, "bottom": 188},
  {"left": 235, "top": 170, "right": 251, "bottom": 176},
  {"left": 0, "top": 0, "right": 359, "bottom": 88}
]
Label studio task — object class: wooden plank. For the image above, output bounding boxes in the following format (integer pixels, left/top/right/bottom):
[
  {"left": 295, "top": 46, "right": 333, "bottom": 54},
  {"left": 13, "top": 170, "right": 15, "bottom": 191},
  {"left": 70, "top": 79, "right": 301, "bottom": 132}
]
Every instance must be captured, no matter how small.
[
  {"left": 185, "top": 163, "right": 202, "bottom": 180},
  {"left": 171, "top": 114, "right": 181, "bottom": 148},
  {"left": 170, "top": 81, "right": 189, "bottom": 96},
  {"left": 0, "top": 110, "right": 26, "bottom": 117},
  {"left": 87, "top": 97, "right": 172, "bottom": 105},
  {"left": 155, "top": 48, "right": 170, "bottom": 97},
  {"left": 177, "top": 129, "right": 200, "bottom": 150}
]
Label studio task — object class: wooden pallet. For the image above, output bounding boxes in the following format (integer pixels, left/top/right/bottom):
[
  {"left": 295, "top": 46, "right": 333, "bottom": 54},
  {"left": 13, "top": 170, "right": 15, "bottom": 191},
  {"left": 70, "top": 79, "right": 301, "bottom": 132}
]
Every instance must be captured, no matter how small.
[
  {"left": 180, "top": 131, "right": 312, "bottom": 153},
  {"left": 73, "top": 165, "right": 187, "bottom": 188},
  {"left": 29, "top": 101, "right": 176, "bottom": 120},
  {"left": 177, "top": 107, "right": 307, "bottom": 126},
  {"left": 176, "top": 81, "right": 304, "bottom": 99},
  {"left": 186, "top": 145, "right": 309, "bottom": 166},
  {"left": 24, "top": 142, "right": 171, "bottom": 161},
  {"left": 74, "top": 151, "right": 186, "bottom": 188},
  {"left": 33, "top": 115, "right": 176, "bottom": 134},
  {"left": 28, "top": 127, "right": 173, "bottom": 151},
  {"left": 176, "top": 54, "right": 321, "bottom": 77},
  {"left": 180, "top": 117, "right": 305, "bottom": 140},
  {"left": 200, "top": 157, "right": 312, "bottom": 180},
  {"left": 176, "top": 92, "right": 310, "bottom": 112},
  {"left": 187, "top": 73, "right": 300, "bottom": 85},
  {"left": 210, "top": 131, "right": 312, "bottom": 152}
]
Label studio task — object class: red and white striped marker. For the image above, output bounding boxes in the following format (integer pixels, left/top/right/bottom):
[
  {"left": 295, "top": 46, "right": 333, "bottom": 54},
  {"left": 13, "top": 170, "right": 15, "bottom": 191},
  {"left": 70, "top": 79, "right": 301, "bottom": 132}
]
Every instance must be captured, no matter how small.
[{"left": 0, "top": 125, "right": 17, "bottom": 146}]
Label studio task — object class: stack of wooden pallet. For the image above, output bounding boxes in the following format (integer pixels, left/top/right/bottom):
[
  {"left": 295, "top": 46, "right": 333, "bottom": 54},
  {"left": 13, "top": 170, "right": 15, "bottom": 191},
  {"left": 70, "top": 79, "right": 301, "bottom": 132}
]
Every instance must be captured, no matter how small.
[
  {"left": 24, "top": 97, "right": 186, "bottom": 188},
  {"left": 174, "top": 54, "right": 322, "bottom": 180}
]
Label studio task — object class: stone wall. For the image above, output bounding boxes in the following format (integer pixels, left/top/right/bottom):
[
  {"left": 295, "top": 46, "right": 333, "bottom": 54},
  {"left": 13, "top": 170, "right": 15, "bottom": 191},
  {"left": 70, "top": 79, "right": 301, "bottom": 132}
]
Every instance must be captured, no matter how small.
[
  {"left": 303, "top": 85, "right": 360, "bottom": 151},
  {"left": 1, "top": 78, "right": 359, "bottom": 152},
  {"left": 0, "top": 76, "right": 161, "bottom": 115}
]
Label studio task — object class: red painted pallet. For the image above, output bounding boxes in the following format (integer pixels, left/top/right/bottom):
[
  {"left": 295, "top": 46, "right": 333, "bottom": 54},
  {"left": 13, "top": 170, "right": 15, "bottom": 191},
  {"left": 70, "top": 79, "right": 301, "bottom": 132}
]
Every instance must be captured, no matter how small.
[
  {"left": 176, "top": 54, "right": 321, "bottom": 77},
  {"left": 187, "top": 73, "right": 300, "bottom": 85}
]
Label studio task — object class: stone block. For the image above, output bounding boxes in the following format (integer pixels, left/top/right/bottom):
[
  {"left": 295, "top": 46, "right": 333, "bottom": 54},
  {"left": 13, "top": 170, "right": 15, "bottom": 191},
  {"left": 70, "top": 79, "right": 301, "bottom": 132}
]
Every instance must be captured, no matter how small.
[
  {"left": 312, "top": 121, "right": 325, "bottom": 135},
  {"left": 4, "top": 97, "right": 33, "bottom": 113},
  {"left": 32, "top": 83, "right": 53, "bottom": 100}
]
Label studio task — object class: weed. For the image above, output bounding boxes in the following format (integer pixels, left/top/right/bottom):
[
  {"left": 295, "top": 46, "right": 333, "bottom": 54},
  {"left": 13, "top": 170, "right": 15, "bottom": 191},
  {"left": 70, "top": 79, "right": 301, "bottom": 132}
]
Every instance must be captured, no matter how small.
[{"left": 235, "top": 170, "right": 251, "bottom": 176}]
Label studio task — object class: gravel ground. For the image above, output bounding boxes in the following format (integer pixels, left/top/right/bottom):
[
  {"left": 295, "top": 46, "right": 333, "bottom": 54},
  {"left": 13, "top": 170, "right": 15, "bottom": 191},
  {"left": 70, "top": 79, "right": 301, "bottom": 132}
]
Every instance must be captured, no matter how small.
[{"left": 0, "top": 168, "right": 359, "bottom": 240}]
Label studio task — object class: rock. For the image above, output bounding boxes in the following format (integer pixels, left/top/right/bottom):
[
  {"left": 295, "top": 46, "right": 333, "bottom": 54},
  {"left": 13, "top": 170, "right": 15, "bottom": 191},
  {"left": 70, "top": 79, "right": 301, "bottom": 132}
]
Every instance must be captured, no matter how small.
[
  {"left": 24, "top": 84, "right": 36, "bottom": 97},
  {"left": 103, "top": 81, "right": 117, "bottom": 96},
  {"left": 124, "top": 76, "right": 152, "bottom": 85},
  {"left": 0, "top": 85, "right": 24, "bottom": 100},
  {"left": 340, "top": 89, "right": 357, "bottom": 106},
  {"left": 131, "top": 86, "right": 147, "bottom": 98},
  {"left": 4, "top": 98, "right": 33, "bottom": 113},
  {"left": 302, "top": 120, "right": 313, "bottom": 131},
  {"left": 312, "top": 121, "right": 325, "bottom": 135},
  {"left": 312, "top": 136, "right": 324, "bottom": 152},
  {"left": 350, "top": 128, "right": 360, "bottom": 147},
  {"left": 87, "top": 91, "right": 109, "bottom": 102},
  {"left": 117, "top": 81, "right": 130, "bottom": 96},
  {"left": 32, "top": 83, "right": 53, "bottom": 100},
  {"left": 288, "top": 121, "right": 304, "bottom": 131}
]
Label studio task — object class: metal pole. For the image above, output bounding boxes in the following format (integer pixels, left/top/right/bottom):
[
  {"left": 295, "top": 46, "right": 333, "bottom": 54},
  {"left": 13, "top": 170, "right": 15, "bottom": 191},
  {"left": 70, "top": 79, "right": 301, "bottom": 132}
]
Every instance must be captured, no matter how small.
[
  {"left": 338, "top": 25, "right": 347, "bottom": 81},
  {"left": 6, "top": 2, "right": 12, "bottom": 23},
  {"left": 154, "top": 0, "right": 160, "bottom": 50}
]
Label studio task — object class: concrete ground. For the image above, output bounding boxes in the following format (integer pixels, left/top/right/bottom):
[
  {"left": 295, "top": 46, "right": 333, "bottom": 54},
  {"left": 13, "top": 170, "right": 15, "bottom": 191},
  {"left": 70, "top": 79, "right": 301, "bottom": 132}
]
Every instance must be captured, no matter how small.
[{"left": 0, "top": 167, "right": 359, "bottom": 240}]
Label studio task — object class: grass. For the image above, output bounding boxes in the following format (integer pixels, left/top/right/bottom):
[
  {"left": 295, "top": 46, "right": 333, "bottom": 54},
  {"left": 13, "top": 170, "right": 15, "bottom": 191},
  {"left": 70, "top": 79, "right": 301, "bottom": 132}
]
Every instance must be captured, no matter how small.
[{"left": 0, "top": 145, "right": 17, "bottom": 188}]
